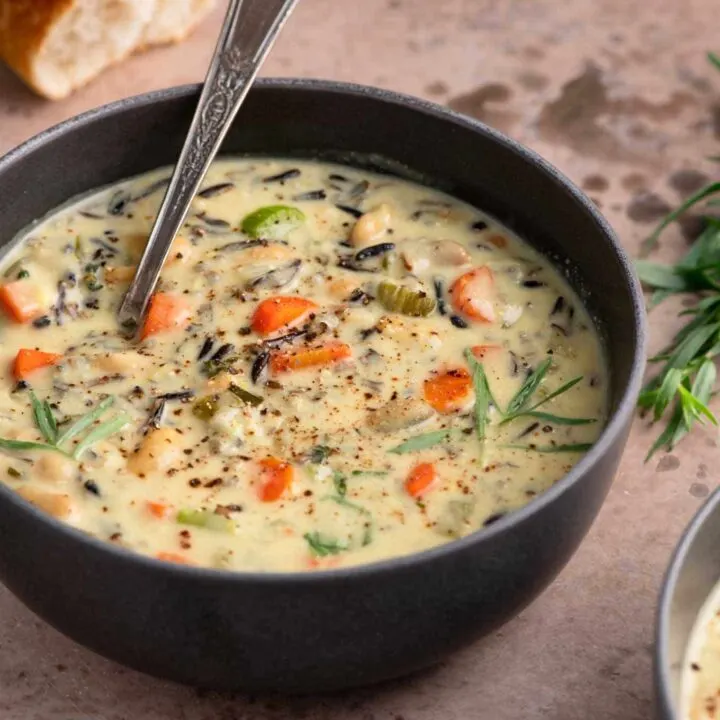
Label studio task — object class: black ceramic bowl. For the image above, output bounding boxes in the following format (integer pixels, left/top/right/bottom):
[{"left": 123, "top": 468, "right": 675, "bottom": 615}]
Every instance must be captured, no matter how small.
[
  {"left": 656, "top": 488, "right": 720, "bottom": 718},
  {"left": 0, "top": 80, "right": 645, "bottom": 693}
]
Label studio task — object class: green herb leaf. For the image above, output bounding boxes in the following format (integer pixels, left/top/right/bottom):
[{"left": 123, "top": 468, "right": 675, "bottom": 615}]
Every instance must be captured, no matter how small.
[
  {"left": 388, "top": 429, "right": 453, "bottom": 455},
  {"left": 303, "top": 531, "right": 347, "bottom": 557},
  {"left": 56, "top": 396, "right": 115, "bottom": 448},
  {"left": 332, "top": 470, "right": 347, "bottom": 497},
  {"left": 506, "top": 358, "right": 552, "bottom": 416},
  {"left": 641, "top": 182, "right": 720, "bottom": 256},
  {"left": 29, "top": 391, "right": 58, "bottom": 444},
  {"left": 709, "top": 52, "right": 720, "bottom": 71},
  {"left": 351, "top": 469, "right": 389, "bottom": 476},
  {"left": 678, "top": 385, "right": 717, "bottom": 426},
  {"left": 515, "top": 376, "right": 585, "bottom": 415},
  {"left": 652, "top": 368, "right": 685, "bottom": 421},
  {"left": 328, "top": 495, "right": 371, "bottom": 515},
  {"left": 308, "top": 445, "right": 333, "bottom": 464},
  {"left": 0, "top": 438, "right": 70, "bottom": 456},
  {"left": 0, "top": 395, "right": 128, "bottom": 462},
  {"left": 201, "top": 356, "right": 240, "bottom": 378},
  {"left": 511, "top": 410, "right": 596, "bottom": 426},
  {"left": 72, "top": 414, "right": 129, "bottom": 460},
  {"left": 649, "top": 289, "right": 674, "bottom": 309},
  {"left": 324, "top": 496, "right": 373, "bottom": 545},
  {"left": 464, "top": 349, "right": 491, "bottom": 441},
  {"left": 504, "top": 443, "right": 593, "bottom": 453},
  {"left": 635, "top": 260, "right": 689, "bottom": 291},
  {"left": 692, "top": 357, "right": 717, "bottom": 404},
  {"left": 645, "top": 405, "right": 686, "bottom": 461},
  {"left": 657, "top": 323, "right": 718, "bottom": 371}
]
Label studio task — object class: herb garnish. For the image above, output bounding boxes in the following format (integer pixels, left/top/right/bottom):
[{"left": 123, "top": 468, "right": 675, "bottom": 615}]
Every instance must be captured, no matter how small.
[
  {"left": 202, "top": 355, "right": 240, "bottom": 378},
  {"left": 328, "top": 495, "right": 374, "bottom": 546},
  {"left": 303, "top": 532, "right": 348, "bottom": 557},
  {"left": 389, "top": 352, "right": 593, "bottom": 455},
  {"left": 388, "top": 429, "right": 454, "bottom": 455},
  {"left": 633, "top": 54, "right": 720, "bottom": 459},
  {"left": 332, "top": 470, "right": 347, "bottom": 497},
  {"left": 464, "top": 349, "right": 492, "bottom": 442},
  {"left": 308, "top": 445, "right": 333, "bottom": 464},
  {"left": 0, "top": 393, "right": 129, "bottom": 460}
]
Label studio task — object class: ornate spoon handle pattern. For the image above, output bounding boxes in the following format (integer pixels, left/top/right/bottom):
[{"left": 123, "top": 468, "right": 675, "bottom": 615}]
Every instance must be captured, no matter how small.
[{"left": 119, "top": 0, "right": 300, "bottom": 330}]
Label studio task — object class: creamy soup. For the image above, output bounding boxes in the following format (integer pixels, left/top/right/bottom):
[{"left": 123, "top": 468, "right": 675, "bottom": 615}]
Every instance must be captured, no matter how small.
[
  {"left": 0, "top": 159, "right": 606, "bottom": 571},
  {"left": 682, "top": 581, "right": 720, "bottom": 719}
]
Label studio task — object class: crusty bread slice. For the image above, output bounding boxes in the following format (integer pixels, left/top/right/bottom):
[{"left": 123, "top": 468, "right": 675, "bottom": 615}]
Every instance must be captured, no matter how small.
[
  {"left": 0, "top": 0, "right": 217, "bottom": 100},
  {"left": 140, "top": 0, "right": 216, "bottom": 47},
  {"left": 0, "top": 0, "right": 156, "bottom": 100}
]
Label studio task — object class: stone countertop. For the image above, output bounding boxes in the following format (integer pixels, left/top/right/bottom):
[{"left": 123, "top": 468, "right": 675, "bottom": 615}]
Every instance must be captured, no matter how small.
[{"left": 0, "top": 1, "right": 717, "bottom": 718}]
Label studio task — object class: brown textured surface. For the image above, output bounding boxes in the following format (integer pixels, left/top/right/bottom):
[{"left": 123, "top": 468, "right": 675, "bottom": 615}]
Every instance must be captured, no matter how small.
[{"left": 0, "top": 0, "right": 718, "bottom": 717}]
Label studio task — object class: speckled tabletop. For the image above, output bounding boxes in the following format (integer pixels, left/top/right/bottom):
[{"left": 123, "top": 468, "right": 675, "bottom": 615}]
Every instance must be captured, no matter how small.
[{"left": 0, "top": 1, "right": 717, "bottom": 718}]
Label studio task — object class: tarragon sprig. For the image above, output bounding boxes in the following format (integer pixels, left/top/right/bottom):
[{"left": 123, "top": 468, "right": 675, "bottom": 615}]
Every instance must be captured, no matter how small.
[
  {"left": 633, "top": 53, "right": 720, "bottom": 460},
  {"left": 388, "top": 350, "right": 593, "bottom": 455},
  {"left": 0, "top": 393, "right": 129, "bottom": 460}
]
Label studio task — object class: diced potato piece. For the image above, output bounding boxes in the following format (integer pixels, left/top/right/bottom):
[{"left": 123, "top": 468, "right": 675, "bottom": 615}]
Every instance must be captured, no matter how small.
[
  {"left": 16, "top": 486, "right": 73, "bottom": 519},
  {"left": 127, "top": 428, "right": 182, "bottom": 478},
  {"left": 93, "top": 351, "right": 152, "bottom": 374},
  {"left": 367, "top": 397, "right": 435, "bottom": 433},
  {"left": 33, "top": 452, "right": 77, "bottom": 485},
  {"left": 104, "top": 265, "right": 136, "bottom": 284}
]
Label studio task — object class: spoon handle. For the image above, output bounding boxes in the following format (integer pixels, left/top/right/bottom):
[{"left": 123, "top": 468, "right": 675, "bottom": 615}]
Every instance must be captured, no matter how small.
[{"left": 118, "top": 0, "right": 300, "bottom": 329}]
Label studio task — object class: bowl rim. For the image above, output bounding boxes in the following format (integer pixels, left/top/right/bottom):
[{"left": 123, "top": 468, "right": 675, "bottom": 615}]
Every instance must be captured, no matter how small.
[
  {"left": 655, "top": 486, "right": 720, "bottom": 718},
  {"left": 0, "top": 77, "right": 648, "bottom": 584}
]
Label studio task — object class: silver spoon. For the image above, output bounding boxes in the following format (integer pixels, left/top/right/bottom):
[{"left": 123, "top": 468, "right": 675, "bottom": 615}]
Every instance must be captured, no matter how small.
[{"left": 118, "top": 0, "right": 300, "bottom": 330}]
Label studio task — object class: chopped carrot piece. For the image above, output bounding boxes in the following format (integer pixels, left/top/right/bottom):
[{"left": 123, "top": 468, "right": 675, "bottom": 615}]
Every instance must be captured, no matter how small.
[
  {"left": 156, "top": 552, "right": 193, "bottom": 565},
  {"left": 139, "top": 293, "right": 191, "bottom": 340},
  {"left": 471, "top": 344, "right": 503, "bottom": 361},
  {"left": 405, "top": 463, "right": 437, "bottom": 498},
  {"left": 146, "top": 501, "right": 171, "bottom": 519},
  {"left": 250, "top": 296, "right": 317, "bottom": 336},
  {"left": 450, "top": 267, "right": 495, "bottom": 323},
  {"left": 12, "top": 349, "right": 62, "bottom": 381},
  {"left": 0, "top": 280, "right": 43, "bottom": 323},
  {"left": 258, "top": 457, "right": 294, "bottom": 502},
  {"left": 270, "top": 342, "right": 351, "bottom": 374},
  {"left": 423, "top": 367, "right": 472, "bottom": 413}
]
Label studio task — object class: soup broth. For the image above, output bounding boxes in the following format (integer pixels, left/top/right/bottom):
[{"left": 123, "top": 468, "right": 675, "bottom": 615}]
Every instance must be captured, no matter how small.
[
  {"left": 0, "top": 159, "right": 606, "bottom": 571},
  {"left": 682, "top": 579, "right": 720, "bottom": 719}
]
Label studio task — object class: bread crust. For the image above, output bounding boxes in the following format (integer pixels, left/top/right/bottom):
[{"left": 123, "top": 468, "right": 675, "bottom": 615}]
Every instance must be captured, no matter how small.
[
  {"left": 0, "top": 0, "right": 74, "bottom": 97},
  {"left": 0, "top": 0, "right": 215, "bottom": 100}
]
